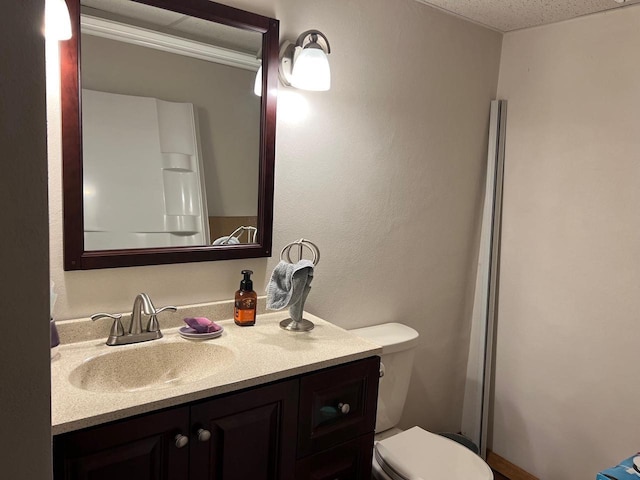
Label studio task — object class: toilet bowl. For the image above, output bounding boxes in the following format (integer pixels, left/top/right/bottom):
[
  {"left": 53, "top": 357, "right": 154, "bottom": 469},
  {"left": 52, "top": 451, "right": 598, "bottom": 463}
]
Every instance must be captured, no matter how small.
[
  {"left": 350, "top": 323, "right": 493, "bottom": 480},
  {"left": 372, "top": 427, "right": 493, "bottom": 479}
]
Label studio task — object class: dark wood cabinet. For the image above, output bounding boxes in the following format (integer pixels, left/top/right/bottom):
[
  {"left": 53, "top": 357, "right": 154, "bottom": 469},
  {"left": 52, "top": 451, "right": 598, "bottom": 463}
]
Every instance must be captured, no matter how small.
[
  {"left": 53, "top": 407, "right": 190, "bottom": 480},
  {"left": 295, "top": 433, "right": 375, "bottom": 480},
  {"left": 297, "top": 357, "right": 379, "bottom": 457},
  {"left": 54, "top": 357, "right": 380, "bottom": 480},
  {"left": 190, "top": 380, "right": 298, "bottom": 480}
]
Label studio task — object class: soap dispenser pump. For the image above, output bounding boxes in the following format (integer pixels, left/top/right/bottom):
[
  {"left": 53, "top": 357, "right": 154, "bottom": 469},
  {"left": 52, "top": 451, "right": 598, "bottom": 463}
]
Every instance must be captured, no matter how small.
[{"left": 234, "top": 270, "right": 257, "bottom": 326}]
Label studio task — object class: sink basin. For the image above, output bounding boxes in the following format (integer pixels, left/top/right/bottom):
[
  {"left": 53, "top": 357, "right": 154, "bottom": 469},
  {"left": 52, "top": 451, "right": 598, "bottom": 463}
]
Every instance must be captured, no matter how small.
[{"left": 69, "top": 342, "right": 234, "bottom": 392}]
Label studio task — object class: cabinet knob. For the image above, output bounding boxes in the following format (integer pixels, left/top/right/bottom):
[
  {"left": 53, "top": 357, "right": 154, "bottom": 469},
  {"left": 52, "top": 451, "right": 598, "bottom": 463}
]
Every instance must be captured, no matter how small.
[
  {"left": 174, "top": 434, "right": 189, "bottom": 448},
  {"left": 338, "top": 402, "right": 350, "bottom": 414},
  {"left": 196, "top": 428, "right": 211, "bottom": 442}
]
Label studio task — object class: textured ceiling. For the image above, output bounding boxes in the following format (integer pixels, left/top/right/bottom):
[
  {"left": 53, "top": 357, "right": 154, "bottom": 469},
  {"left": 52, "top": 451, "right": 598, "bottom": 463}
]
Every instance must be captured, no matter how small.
[{"left": 417, "top": 0, "right": 640, "bottom": 32}]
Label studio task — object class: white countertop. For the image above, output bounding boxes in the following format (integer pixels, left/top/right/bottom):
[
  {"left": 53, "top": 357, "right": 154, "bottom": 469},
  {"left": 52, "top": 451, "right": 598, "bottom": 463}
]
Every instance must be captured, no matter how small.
[{"left": 51, "top": 311, "right": 381, "bottom": 435}]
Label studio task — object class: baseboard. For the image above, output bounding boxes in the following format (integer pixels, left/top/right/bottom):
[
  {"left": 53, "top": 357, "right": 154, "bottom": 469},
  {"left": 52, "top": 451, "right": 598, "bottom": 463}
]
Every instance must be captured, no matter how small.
[{"left": 486, "top": 450, "right": 539, "bottom": 480}]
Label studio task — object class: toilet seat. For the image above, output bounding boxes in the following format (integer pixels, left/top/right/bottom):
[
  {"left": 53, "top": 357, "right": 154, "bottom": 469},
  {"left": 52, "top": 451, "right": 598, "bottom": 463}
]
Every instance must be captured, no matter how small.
[{"left": 373, "top": 427, "right": 493, "bottom": 480}]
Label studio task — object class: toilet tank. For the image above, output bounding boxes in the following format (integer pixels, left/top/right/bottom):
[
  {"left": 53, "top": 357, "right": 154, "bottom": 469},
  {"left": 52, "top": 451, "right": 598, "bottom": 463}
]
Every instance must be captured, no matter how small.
[{"left": 350, "top": 323, "right": 419, "bottom": 432}]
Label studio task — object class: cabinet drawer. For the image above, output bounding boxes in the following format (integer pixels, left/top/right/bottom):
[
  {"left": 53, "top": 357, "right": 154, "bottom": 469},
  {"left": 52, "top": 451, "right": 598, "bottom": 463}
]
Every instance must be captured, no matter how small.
[
  {"left": 297, "top": 356, "right": 379, "bottom": 457},
  {"left": 295, "top": 433, "right": 375, "bottom": 480}
]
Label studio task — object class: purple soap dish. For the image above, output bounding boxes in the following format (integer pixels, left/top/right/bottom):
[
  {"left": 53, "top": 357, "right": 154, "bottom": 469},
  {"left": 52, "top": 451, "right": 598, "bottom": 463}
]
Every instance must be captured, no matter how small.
[{"left": 179, "top": 326, "right": 224, "bottom": 341}]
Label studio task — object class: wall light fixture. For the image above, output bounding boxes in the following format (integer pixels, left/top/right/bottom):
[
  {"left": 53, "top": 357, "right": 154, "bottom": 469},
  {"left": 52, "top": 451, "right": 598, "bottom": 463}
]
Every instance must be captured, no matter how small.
[
  {"left": 45, "top": 0, "right": 72, "bottom": 41},
  {"left": 253, "top": 48, "right": 263, "bottom": 96},
  {"left": 279, "top": 30, "right": 331, "bottom": 91},
  {"left": 254, "top": 64, "right": 263, "bottom": 96}
]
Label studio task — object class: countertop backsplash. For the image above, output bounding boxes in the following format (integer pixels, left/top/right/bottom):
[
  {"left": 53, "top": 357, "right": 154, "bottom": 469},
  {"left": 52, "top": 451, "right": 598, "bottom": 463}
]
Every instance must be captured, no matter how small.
[{"left": 56, "top": 296, "right": 268, "bottom": 345}]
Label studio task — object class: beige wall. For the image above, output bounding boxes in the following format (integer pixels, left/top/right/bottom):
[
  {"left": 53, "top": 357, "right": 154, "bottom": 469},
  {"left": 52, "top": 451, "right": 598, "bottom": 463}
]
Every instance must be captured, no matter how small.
[
  {"left": 0, "top": 1, "right": 52, "bottom": 478},
  {"left": 270, "top": 0, "right": 502, "bottom": 432},
  {"left": 493, "top": 6, "right": 640, "bottom": 479},
  {"left": 48, "top": 0, "right": 502, "bottom": 438},
  {"left": 81, "top": 34, "right": 260, "bottom": 217}
]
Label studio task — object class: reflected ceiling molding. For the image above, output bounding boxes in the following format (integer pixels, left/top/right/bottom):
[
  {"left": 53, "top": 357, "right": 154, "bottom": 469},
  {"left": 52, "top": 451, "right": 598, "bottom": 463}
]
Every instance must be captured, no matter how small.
[{"left": 81, "top": 15, "right": 260, "bottom": 71}]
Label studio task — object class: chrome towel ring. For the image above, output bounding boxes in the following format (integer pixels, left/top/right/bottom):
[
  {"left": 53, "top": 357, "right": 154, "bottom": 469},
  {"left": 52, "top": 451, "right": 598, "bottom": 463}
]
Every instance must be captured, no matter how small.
[
  {"left": 279, "top": 238, "right": 320, "bottom": 266},
  {"left": 277, "top": 238, "right": 320, "bottom": 332}
]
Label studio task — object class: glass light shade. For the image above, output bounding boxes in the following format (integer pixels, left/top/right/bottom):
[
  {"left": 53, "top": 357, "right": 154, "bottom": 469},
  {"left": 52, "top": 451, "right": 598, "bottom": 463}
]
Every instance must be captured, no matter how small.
[
  {"left": 291, "top": 47, "right": 330, "bottom": 91},
  {"left": 253, "top": 65, "right": 262, "bottom": 96},
  {"left": 45, "top": 0, "right": 72, "bottom": 40}
]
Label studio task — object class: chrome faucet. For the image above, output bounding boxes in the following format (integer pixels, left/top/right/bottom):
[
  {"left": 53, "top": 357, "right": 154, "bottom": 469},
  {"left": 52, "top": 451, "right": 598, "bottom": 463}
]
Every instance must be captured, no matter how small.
[{"left": 92, "top": 293, "right": 177, "bottom": 346}]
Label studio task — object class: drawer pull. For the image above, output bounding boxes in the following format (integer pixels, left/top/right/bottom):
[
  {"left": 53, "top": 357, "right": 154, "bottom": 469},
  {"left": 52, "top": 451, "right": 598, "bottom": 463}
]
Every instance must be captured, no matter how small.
[
  {"left": 196, "top": 428, "right": 211, "bottom": 442},
  {"left": 338, "top": 402, "right": 350, "bottom": 414},
  {"left": 174, "top": 434, "right": 189, "bottom": 448}
]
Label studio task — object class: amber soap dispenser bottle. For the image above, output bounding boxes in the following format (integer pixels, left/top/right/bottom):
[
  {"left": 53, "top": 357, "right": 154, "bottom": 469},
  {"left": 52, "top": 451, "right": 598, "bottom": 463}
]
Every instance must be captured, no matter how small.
[{"left": 234, "top": 270, "right": 257, "bottom": 326}]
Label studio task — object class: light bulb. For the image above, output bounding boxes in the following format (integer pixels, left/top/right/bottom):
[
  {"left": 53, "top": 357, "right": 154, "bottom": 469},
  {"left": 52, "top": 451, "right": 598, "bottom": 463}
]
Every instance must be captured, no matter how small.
[
  {"left": 291, "top": 47, "right": 330, "bottom": 91},
  {"left": 254, "top": 65, "right": 262, "bottom": 96},
  {"left": 45, "top": 0, "right": 72, "bottom": 41}
]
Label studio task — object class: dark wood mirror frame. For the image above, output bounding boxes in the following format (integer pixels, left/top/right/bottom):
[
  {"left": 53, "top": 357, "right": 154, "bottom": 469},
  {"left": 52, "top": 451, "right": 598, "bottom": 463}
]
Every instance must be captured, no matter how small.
[{"left": 61, "top": 0, "right": 279, "bottom": 270}]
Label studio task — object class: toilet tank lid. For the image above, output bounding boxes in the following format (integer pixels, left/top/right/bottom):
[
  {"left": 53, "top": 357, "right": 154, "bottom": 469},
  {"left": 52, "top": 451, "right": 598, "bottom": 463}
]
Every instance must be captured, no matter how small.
[{"left": 350, "top": 323, "right": 419, "bottom": 355}]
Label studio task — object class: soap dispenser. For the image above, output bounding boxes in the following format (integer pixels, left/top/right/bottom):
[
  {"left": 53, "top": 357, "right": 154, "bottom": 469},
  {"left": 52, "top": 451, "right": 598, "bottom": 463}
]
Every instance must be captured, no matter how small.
[{"left": 234, "top": 270, "right": 257, "bottom": 326}]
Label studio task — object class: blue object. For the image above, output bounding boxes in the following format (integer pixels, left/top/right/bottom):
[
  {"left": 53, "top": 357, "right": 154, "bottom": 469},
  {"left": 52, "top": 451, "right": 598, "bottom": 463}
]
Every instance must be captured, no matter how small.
[{"left": 597, "top": 454, "right": 640, "bottom": 480}]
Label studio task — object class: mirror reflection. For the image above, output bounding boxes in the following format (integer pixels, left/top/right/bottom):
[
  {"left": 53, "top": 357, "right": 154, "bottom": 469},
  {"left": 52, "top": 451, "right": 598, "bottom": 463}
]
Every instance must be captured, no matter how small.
[{"left": 80, "top": 0, "right": 262, "bottom": 250}]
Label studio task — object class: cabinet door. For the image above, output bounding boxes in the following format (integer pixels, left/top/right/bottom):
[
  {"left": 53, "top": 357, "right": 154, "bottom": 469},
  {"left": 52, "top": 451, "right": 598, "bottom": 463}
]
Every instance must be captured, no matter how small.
[
  {"left": 53, "top": 407, "right": 190, "bottom": 480},
  {"left": 190, "top": 379, "right": 298, "bottom": 480},
  {"left": 295, "top": 433, "right": 375, "bottom": 480}
]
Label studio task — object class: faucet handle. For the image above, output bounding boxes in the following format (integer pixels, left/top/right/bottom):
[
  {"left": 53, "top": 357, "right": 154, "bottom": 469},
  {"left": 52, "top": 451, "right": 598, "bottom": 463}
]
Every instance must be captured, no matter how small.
[
  {"left": 146, "top": 305, "right": 177, "bottom": 333},
  {"left": 91, "top": 313, "right": 125, "bottom": 339},
  {"left": 155, "top": 306, "right": 177, "bottom": 315}
]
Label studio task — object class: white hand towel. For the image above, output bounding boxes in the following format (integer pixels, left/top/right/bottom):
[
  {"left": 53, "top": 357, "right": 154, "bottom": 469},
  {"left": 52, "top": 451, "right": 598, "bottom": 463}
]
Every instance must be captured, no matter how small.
[{"left": 266, "top": 260, "right": 314, "bottom": 310}]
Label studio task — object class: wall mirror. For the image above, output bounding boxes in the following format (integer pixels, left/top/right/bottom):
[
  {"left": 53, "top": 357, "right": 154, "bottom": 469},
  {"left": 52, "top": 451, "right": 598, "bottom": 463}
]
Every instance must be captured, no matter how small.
[{"left": 61, "top": 0, "right": 279, "bottom": 270}]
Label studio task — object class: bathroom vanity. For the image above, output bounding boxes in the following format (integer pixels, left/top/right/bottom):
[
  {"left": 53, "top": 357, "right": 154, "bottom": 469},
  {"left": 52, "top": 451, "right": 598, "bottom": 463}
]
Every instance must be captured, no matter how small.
[{"left": 51, "top": 309, "right": 381, "bottom": 479}]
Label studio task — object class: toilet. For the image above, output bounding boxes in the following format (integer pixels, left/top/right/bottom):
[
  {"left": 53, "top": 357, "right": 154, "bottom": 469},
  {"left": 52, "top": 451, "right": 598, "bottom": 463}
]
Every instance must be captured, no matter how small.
[{"left": 350, "top": 323, "right": 493, "bottom": 480}]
